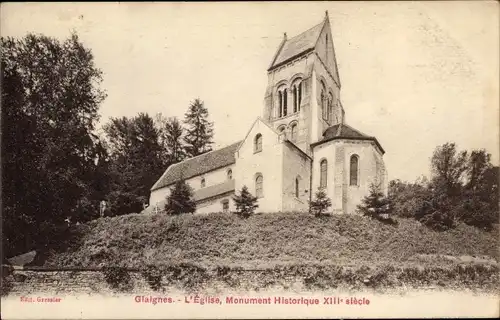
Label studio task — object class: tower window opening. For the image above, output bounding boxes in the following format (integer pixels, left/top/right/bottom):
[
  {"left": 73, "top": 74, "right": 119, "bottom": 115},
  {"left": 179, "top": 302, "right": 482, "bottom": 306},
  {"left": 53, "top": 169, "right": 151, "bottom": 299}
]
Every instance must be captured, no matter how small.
[{"left": 283, "top": 89, "right": 288, "bottom": 116}]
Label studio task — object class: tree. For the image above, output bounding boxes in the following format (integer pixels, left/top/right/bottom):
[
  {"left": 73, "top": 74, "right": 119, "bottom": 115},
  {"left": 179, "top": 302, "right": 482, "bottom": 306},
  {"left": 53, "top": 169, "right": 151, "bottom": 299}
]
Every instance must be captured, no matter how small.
[
  {"left": 430, "top": 142, "right": 468, "bottom": 197},
  {"left": 156, "top": 114, "right": 186, "bottom": 164},
  {"left": 388, "top": 178, "right": 430, "bottom": 218},
  {"left": 1, "top": 33, "right": 106, "bottom": 256},
  {"left": 184, "top": 98, "right": 214, "bottom": 157},
  {"left": 309, "top": 188, "right": 332, "bottom": 217},
  {"left": 458, "top": 150, "right": 499, "bottom": 230},
  {"left": 233, "top": 186, "right": 259, "bottom": 218},
  {"left": 357, "top": 183, "right": 395, "bottom": 223},
  {"left": 165, "top": 180, "right": 196, "bottom": 214},
  {"left": 104, "top": 113, "right": 165, "bottom": 215}
]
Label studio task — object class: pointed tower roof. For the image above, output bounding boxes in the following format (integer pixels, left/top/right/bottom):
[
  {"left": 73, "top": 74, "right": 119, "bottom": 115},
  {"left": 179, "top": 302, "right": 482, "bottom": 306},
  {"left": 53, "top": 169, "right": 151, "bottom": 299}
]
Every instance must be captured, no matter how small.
[
  {"left": 267, "top": 18, "right": 326, "bottom": 71},
  {"left": 267, "top": 11, "right": 341, "bottom": 87}
]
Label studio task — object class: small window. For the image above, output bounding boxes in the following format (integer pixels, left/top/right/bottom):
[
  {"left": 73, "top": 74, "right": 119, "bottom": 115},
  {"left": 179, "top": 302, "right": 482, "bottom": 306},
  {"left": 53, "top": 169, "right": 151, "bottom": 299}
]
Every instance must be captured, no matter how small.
[
  {"left": 227, "top": 169, "right": 232, "bottom": 180},
  {"left": 283, "top": 89, "right": 288, "bottom": 116},
  {"left": 320, "top": 159, "right": 327, "bottom": 189},
  {"left": 295, "top": 177, "right": 300, "bottom": 198},
  {"left": 254, "top": 133, "right": 262, "bottom": 153},
  {"left": 298, "top": 82, "right": 302, "bottom": 111},
  {"left": 255, "top": 174, "right": 263, "bottom": 198},
  {"left": 278, "top": 91, "right": 283, "bottom": 118},
  {"left": 350, "top": 155, "right": 359, "bottom": 186},
  {"left": 292, "top": 81, "right": 302, "bottom": 113},
  {"left": 201, "top": 177, "right": 206, "bottom": 188},
  {"left": 290, "top": 123, "right": 297, "bottom": 142},
  {"left": 222, "top": 200, "right": 229, "bottom": 213}
]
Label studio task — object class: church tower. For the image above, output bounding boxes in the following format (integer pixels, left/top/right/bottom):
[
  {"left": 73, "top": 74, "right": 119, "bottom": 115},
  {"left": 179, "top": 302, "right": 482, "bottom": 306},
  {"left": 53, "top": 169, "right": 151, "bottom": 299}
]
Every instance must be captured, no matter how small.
[{"left": 262, "top": 11, "right": 345, "bottom": 155}]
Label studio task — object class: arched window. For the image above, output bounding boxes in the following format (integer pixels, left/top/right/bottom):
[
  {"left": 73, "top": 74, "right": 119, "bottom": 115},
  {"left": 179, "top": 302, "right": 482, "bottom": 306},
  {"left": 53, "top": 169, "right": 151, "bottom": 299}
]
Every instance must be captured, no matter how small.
[
  {"left": 350, "top": 155, "right": 359, "bottom": 186},
  {"left": 254, "top": 134, "right": 262, "bottom": 153},
  {"left": 201, "top": 177, "right": 206, "bottom": 188},
  {"left": 227, "top": 169, "right": 232, "bottom": 180},
  {"left": 295, "top": 177, "right": 300, "bottom": 198},
  {"left": 292, "top": 80, "right": 302, "bottom": 113},
  {"left": 320, "top": 159, "right": 327, "bottom": 188},
  {"left": 278, "top": 91, "right": 283, "bottom": 118},
  {"left": 255, "top": 174, "right": 263, "bottom": 198},
  {"left": 290, "top": 123, "right": 297, "bottom": 142},
  {"left": 283, "top": 89, "right": 288, "bottom": 116}
]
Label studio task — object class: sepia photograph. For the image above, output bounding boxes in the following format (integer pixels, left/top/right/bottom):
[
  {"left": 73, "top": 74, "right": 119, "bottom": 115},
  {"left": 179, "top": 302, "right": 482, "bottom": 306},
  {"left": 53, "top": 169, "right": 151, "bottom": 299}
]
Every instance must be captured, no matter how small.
[{"left": 1, "top": 1, "right": 499, "bottom": 319}]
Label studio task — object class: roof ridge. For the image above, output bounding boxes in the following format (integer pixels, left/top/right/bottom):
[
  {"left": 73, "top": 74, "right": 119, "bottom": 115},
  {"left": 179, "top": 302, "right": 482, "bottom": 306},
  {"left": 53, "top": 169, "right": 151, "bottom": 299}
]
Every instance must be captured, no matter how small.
[{"left": 286, "top": 20, "right": 325, "bottom": 42}]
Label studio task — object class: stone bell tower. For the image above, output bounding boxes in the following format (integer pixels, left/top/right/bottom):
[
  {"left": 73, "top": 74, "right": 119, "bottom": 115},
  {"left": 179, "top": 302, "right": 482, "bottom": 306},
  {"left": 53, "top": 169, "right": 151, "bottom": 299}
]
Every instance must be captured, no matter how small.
[{"left": 262, "top": 11, "right": 345, "bottom": 155}]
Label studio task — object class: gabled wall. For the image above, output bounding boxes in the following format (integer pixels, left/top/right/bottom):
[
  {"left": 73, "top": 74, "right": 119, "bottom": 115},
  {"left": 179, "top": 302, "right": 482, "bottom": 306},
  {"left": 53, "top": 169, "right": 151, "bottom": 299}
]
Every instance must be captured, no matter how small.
[{"left": 234, "top": 119, "right": 284, "bottom": 212}]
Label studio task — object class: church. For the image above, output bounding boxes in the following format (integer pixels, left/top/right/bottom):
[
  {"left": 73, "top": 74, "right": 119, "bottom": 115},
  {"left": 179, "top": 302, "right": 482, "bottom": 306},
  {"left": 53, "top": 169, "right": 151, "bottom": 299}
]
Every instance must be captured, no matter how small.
[{"left": 147, "top": 12, "right": 387, "bottom": 215}]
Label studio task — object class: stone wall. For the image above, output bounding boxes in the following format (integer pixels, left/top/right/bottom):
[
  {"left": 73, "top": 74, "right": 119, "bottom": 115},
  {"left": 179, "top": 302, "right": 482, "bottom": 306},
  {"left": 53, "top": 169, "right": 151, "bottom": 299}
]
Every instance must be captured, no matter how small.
[{"left": 2, "top": 263, "right": 499, "bottom": 297}]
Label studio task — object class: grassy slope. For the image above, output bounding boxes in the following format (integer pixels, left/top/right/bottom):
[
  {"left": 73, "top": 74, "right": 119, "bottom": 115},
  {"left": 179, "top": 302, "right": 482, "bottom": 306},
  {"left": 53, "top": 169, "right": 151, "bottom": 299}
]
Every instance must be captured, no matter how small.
[{"left": 44, "top": 212, "right": 498, "bottom": 269}]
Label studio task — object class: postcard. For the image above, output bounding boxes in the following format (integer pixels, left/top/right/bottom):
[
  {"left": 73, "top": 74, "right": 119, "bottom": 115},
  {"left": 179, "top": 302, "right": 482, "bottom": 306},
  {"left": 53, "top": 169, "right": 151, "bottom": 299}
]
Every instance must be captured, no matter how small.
[{"left": 1, "top": 1, "right": 499, "bottom": 319}]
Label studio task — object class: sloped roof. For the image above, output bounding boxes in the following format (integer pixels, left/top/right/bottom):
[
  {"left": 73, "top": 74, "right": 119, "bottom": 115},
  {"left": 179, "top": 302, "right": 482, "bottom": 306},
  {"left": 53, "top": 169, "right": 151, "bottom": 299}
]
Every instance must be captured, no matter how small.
[
  {"left": 151, "top": 141, "right": 242, "bottom": 191},
  {"left": 193, "top": 179, "right": 235, "bottom": 202},
  {"left": 268, "top": 20, "right": 326, "bottom": 71},
  {"left": 143, "top": 180, "right": 235, "bottom": 214},
  {"left": 312, "top": 123, "right": 385, "bottom": 154}
]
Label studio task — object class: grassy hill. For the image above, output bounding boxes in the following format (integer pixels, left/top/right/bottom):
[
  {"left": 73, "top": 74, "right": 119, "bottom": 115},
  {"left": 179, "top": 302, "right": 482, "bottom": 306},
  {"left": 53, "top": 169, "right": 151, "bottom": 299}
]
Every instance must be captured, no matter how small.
[{"left": 44, "top": 212, "right": 498, "bottom": 269}]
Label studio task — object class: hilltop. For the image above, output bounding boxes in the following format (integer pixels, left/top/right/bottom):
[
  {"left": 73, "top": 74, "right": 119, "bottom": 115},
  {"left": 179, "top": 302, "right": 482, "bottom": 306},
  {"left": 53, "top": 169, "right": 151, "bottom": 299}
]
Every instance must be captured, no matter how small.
[{"left": 43, "top": 212, "right": 498, "bottom": 269}]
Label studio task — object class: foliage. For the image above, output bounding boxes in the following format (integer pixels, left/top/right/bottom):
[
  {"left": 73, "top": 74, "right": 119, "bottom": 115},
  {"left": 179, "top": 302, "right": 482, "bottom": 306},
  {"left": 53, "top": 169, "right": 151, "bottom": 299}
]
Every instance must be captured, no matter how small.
[
  {"left": 309, "top": 188, "right": 332, "bottom": 217},
  {"left": 141, "top": 265, "right": 163, "bottom": 291},
  {"left": 233, "top": 186, "right": 259, "bottom": 218},
  {"left": 103, "top": 113, "right": 165, "bottom": 215},
  {"left": 389, "top": 144, "right": 498, "bottom": 231},
  {"left": 43, "top": 212, "right": 498, "bottom": 272},
  {"left": 1, "top": 33, "right": 106, "bottom": 257},
  {"left": 155, "top": 114, "right": 187, "bottom": 165},
  {"left": 358, "top": 183, "right": 396, "bottom": 224},
  {"left": 430, "top": 142, "right": 468, "bottom": 197},
  {"left": 165, "top": 180, "right": 196, "bottom": 215},
  {"left": 388, "top": 177, "right": 430, "bottom": 218},
  {"left": 183, "top": 98, "right": 214, "bottom": 157},
  {"left": 102, "top": 266, "right": 132, "bottom": 291}
]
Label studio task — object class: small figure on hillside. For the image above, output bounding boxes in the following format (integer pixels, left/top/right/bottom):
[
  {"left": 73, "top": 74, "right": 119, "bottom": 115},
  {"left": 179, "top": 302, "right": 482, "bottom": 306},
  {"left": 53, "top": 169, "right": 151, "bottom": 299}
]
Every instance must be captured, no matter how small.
[
  {"left": 233, "top": 185, "right": 259, "bottom": 218},
  {"left": 100, "top": 200, "right": 107, "bottom": 217},
  {"left": 309, "top": 188, "right": 332, "bottom": 217}
]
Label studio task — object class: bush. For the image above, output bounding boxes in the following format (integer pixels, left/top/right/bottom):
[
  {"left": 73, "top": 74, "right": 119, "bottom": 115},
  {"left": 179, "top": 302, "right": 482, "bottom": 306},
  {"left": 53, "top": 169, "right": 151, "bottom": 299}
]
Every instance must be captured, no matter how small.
[
  {"left": 357, "top": 183, "right": 396, "bottom": 224},
  {"left": 141, "top": 265, "right": 163, "bottom": 291},
  {"left": 106, "top": 191, "right": 143, "bottom": 217},
  {"left": 1, "top": 275, "right": 14, "bottom": 297},
  {"left": 165, "top": 180, "right": 196, "bottom": 215},
  {"left": 233, "top": 185, "right": 258, "bottom": 218},
  {"left": 102, "top": 266, "right": 133, "bottom": 291},
  {"left": 309, "top": 188, "right": 331, "bottom": 217},
  {"left": 389, "top": 178, "right": 430, "bottom": 218}
]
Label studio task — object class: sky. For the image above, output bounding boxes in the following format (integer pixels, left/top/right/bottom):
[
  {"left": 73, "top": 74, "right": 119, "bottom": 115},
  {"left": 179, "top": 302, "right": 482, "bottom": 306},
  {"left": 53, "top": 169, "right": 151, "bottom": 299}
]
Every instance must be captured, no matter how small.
[{"left": 2, "top": 2, "right": 498, "bottom": 182}]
